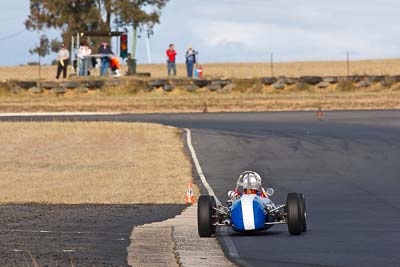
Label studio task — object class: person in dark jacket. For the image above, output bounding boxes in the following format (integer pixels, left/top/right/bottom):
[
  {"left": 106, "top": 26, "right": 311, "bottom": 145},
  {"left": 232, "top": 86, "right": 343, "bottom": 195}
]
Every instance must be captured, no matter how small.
[
  {"left": 185, "top": 45, "right": 198, "bottom": 78},
  {"left": 98, "top": 42, "right": 114, "bottom": 76}
]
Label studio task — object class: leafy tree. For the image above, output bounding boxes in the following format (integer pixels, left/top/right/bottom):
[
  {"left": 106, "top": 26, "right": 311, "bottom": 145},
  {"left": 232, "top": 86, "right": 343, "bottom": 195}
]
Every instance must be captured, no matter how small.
[
  {"left": 25, "top": 0, "right": 169, "bottom": 58},
  {"left": 25, "top": 0, "right": 109, "bottom": 47},
  {"left": 29, "top": 34, "right": 50, "bottom": 58},
  {"left": 114, "top": 0, "right": 168, "bottom": 59},
  {"left": 29, "top": 34, "right": 50, "bottom": 80}
]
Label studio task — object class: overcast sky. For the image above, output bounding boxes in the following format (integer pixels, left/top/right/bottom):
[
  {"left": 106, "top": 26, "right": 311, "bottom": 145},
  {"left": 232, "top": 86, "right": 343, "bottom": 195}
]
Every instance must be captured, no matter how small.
[{"left": 0, "top": 0, "right": 399, "bottom": 66}]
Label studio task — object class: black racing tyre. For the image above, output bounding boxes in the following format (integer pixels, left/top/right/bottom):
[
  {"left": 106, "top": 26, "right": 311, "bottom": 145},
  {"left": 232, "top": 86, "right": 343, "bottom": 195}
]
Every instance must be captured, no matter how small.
[
  {"left": 81, "top": 80, "right": 105, "bottom": 89},
  {"left": 148, "top": 79, "right": 167, "bottom": 88},
  {"left": 16, "top": 81, "right": 36, "bottom": 89},
  {"left": 163, "top": 84, "right": 175, "bottom": 92},
  {"left": 60, "top": 81, "right": 79, "bottom": 89},
  {"left": 209, "top": 196, "right": 217, "bottom": 235},
  {"left": 286, "top": 193, "right": 303, "bottom": 235},
  {"left": 41, "top": 82, "right": 58, "bottom": 89},
  {"left": 211, "top": 79, "right": 232, "bottom": 87},
  {"left": 299, "top": 193, "right": 307, "bottom": 232},
  {"left": 299, "top": 76, "right": 323, "bottom": 85},
  {"left": 198, "top": 195, "right": 214, "bottom": 237},
  {"left": 261, "top": 77, "right": 278, "bottom": 85},
  {"left": 193, "top": 79, "right": 211, "bottom": 88}
]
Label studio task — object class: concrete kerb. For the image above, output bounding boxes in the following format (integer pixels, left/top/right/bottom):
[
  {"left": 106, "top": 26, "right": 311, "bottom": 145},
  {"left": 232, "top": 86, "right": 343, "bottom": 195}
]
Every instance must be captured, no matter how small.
[{"left": 127, "top": 129, "right": 234, "bottom": 267}]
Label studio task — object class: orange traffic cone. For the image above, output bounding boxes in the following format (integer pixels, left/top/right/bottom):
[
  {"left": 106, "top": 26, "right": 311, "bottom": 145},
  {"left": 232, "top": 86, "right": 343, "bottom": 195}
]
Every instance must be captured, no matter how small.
[
  {"left": 316, "top": 106, "right": 324, "bottom": 118},
  {"left": 185, "top": 181, "right": 196, "bottom": 204}
]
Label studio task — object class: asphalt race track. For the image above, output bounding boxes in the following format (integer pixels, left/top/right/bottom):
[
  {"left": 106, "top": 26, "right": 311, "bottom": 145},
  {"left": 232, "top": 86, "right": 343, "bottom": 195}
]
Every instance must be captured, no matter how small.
[
  {"left": 0, "top": 204, "right": 186, "bottom": 266},
  {"left": 2, "top": 110, "right": 400, "bottom": 266}
]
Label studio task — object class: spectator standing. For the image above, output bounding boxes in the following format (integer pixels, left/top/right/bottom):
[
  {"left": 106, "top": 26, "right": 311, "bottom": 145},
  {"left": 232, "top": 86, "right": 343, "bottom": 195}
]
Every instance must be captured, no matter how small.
[
  {"left": 56, "top": 44, "right": 70, "bottom": 79},
  {"left": 185, "top": 45, "right": 198, "bottom": 78},
  {"left": 194, "top": 64, "right": 203, "bottom": 79},
  {"left": 98, "top": 42, "right": 114, "bottom": 76},
  {"left": 77, "top": 42, "right": 92, "bottom": 76},
  {"left": 166, "top": 44, "right": 177, "bottom": 76}
]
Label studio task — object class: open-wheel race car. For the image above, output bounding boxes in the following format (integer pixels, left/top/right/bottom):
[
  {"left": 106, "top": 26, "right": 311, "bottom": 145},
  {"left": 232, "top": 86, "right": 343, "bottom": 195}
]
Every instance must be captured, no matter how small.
[{"left": 198, "top": 171, "right": 307, "bottom": 237}]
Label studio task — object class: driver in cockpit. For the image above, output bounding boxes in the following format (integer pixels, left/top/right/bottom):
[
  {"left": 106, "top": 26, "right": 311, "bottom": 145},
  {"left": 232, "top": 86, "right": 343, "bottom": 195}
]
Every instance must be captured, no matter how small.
[
  {"left": 229, "top": 171, "right": 276, "bottom": 209},
  {"left": 242, "top": 171, "right": 266, "bottom": 196}
]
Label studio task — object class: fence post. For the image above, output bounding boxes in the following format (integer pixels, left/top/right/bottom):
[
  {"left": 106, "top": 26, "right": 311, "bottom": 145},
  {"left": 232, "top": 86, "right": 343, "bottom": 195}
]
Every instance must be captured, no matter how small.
[{"left": 270, "top": 53, "right": 274, "bottom": 77}]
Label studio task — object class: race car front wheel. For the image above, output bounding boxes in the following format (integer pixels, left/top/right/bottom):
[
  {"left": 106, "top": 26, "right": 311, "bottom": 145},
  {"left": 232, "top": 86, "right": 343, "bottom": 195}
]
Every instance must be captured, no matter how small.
[
  {"left": 299, "top": 193, "right": 307, "bottom": 232},
  {"left": 209, "top": 195, "right": 217, "bottom": 235},
  {"left": 198, "top": 195, "right": 215, "bottom": 237},
  {"left": 286, "top": 193, "right": 305, "bottom": 235}
]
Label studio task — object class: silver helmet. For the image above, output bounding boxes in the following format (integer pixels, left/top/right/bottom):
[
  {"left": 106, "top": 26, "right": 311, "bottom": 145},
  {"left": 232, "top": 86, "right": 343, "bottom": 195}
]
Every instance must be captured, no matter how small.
[{"left": 242, "top": 172, "right": 262, "bottom": 190}]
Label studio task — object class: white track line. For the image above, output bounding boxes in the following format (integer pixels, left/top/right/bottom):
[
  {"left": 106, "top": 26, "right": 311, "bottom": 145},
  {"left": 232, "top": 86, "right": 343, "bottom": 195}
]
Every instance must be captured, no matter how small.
[
  {"left": 185, "top": 128, "right": 243, "bottom": 264},
  {"left": 185, "top": 128, "right": 221, "bottom": 206}
]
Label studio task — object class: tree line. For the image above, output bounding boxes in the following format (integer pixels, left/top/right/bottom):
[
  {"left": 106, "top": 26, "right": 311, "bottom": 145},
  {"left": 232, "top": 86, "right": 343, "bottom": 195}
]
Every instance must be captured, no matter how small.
[{"left": 25, "top": 0, "right": 169, "bottom": 58}]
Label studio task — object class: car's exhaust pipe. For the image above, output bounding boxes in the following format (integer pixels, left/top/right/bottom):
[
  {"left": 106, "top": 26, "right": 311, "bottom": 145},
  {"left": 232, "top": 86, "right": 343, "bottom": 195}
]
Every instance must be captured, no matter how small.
[{"left": 224, "top": 219, "right": 231, "bottom": 225}]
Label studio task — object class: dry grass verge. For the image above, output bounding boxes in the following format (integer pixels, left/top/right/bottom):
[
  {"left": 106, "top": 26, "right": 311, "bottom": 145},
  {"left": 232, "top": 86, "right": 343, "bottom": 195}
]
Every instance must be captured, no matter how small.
[
  {"left": 0, "top": 122, "right": 198, "bottom": 204},
  {"left": 1, "top": 87, "right": 400, "bottom": 112},
  {"left": 2, "top": 59, "right": 400, "bottom": 80}
]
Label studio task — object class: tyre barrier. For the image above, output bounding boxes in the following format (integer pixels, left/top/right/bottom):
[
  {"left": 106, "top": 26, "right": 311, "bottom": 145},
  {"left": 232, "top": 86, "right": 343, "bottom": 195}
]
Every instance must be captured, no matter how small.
[
  {"left": 299, "top": 76, "right": 323, "bottom": 85},
  {"left": 211, "top": 79, "right": 232, "bottom": 87},
  {"left": 323, "top": 77, "right": 338, "bottom": 84},
  {"left": 30, "top": 87, "right": 43, "bottom": 94},
  {"left": 185, "top": 84, "right": 198, "bottom": 92},
  {"left": 3, "top": 75, "right": 400, "bottom": 95},
  {"left": 76, "top": 87, "right": 89, "bottom": 94},
  {"left": 272, "top": 81, "right": 285, "bottom": 90},
  {"left": 369, "top": 75, "right": 385, "bottom": 83},
  {"left": 41, "top": 82, "right": 58, "bottom": 89},
  {"left": 261, "top": 77, "right": 278, "bottom": 85},
  {"left": 317, "top": 81, "right": 330, "bottom": 89},
  {"left": 193, "top": 79, "right": 211, "bottom": 88},
  {"left": 392, "top": 75, "right": 400, "bottom": 83},
  {"left": 357, "top": 80, "right": 372, "bottom": 88},
  {"left": 60, "top": 82, "right": 79, "bottom": 89},
  {"left": 81, "top": 80, "right": 105, "bottom": 89},
  {"left": 148, "top": 79, "right": 168, "bottom": 89},
  {"left": 284, "top": 77, "right": 297, "bottom": 85},
  {"left": 16, "top": 81, "right": 37, "bottom": 89},
  {"left": 348, "top": 75, "right": 364, "bottom": 83},
  {"left": 126, "top": 72, "right": 151, "bottom": 77},
  {"left": 207, "top": 84, "right": 221, "bottom": 92},
  {"left": 53, "top": 87, "right": 66, "bottom": 94},
  {"left": 163, "top": 84, "right": 175, "bottom": 92},
  {"left": 169, "top": 78, "right": 192, "bottom": 87},
  {"left": 10, "top": 86, "right": 22, "bottom": 94}
]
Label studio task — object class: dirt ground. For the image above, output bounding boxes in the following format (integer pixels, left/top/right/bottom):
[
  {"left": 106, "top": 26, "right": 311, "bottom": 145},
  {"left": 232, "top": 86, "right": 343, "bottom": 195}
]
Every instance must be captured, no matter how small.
[
  {"left": 1, "top": 60, "right": 400, "bottom": 113},
  {"left": 0, "top": 122, "right": 197, "bottom": 265},
  {"left": 1, "top": 87, "right": 400, "bottom": 113},
  {"left": 2, "top": 59, "right": 400, "bottom": 80},
  {"left": 0, "top": 122, "right": 198, "bottom": 204},
  {"left": 0, "top": 203, "right": 187, "bottom": 266}
]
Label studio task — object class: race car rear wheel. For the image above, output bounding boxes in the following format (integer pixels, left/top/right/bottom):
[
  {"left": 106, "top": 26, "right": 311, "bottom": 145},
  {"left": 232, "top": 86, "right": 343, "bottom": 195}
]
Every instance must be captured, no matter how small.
[
  {"left": 299, "top": 193, "right": 307, "bottom": 232},
  {"left": 286, "top": 193, "right": 304, "bottom": 235},
  {"left": 198, "top": 195, "right": 214, "bottom": 237}
]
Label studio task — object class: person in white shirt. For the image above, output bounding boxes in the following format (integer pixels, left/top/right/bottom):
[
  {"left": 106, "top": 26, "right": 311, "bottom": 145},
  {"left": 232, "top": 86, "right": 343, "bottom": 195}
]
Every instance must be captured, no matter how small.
[
  {"left": 77, "top": 42, "right": 92, "bottom": 76},
  {"left": 56, "top": 44, "right": 70, "bottom": 79}
]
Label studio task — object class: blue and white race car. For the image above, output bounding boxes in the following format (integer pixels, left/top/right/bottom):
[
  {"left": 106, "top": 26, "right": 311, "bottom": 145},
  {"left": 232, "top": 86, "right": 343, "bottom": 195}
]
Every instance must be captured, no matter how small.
[{"left": 198, "top": 171, "right": 307, "bottom": 237}]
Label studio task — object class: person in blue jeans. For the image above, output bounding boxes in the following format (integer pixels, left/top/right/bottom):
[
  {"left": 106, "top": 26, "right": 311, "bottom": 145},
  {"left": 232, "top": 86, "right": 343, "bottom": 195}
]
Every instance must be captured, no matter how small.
[
  {"left": 98, "top": 42, "right": 114, "bottom": 76},
  {"left": 77, "top": 42, "right": 91, "bottom": 76},
  {"left": 166, "top": 44, "right": 177, "bottom": 76},
  {"left": 185, "top": 46, "right": 198, "bottom": 78}
]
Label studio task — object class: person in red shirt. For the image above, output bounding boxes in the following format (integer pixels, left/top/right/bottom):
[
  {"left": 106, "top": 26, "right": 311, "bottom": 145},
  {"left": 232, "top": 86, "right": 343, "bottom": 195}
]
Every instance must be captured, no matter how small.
[{"left": 166, "top": 44, "right": 177, "bottom": 76}]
